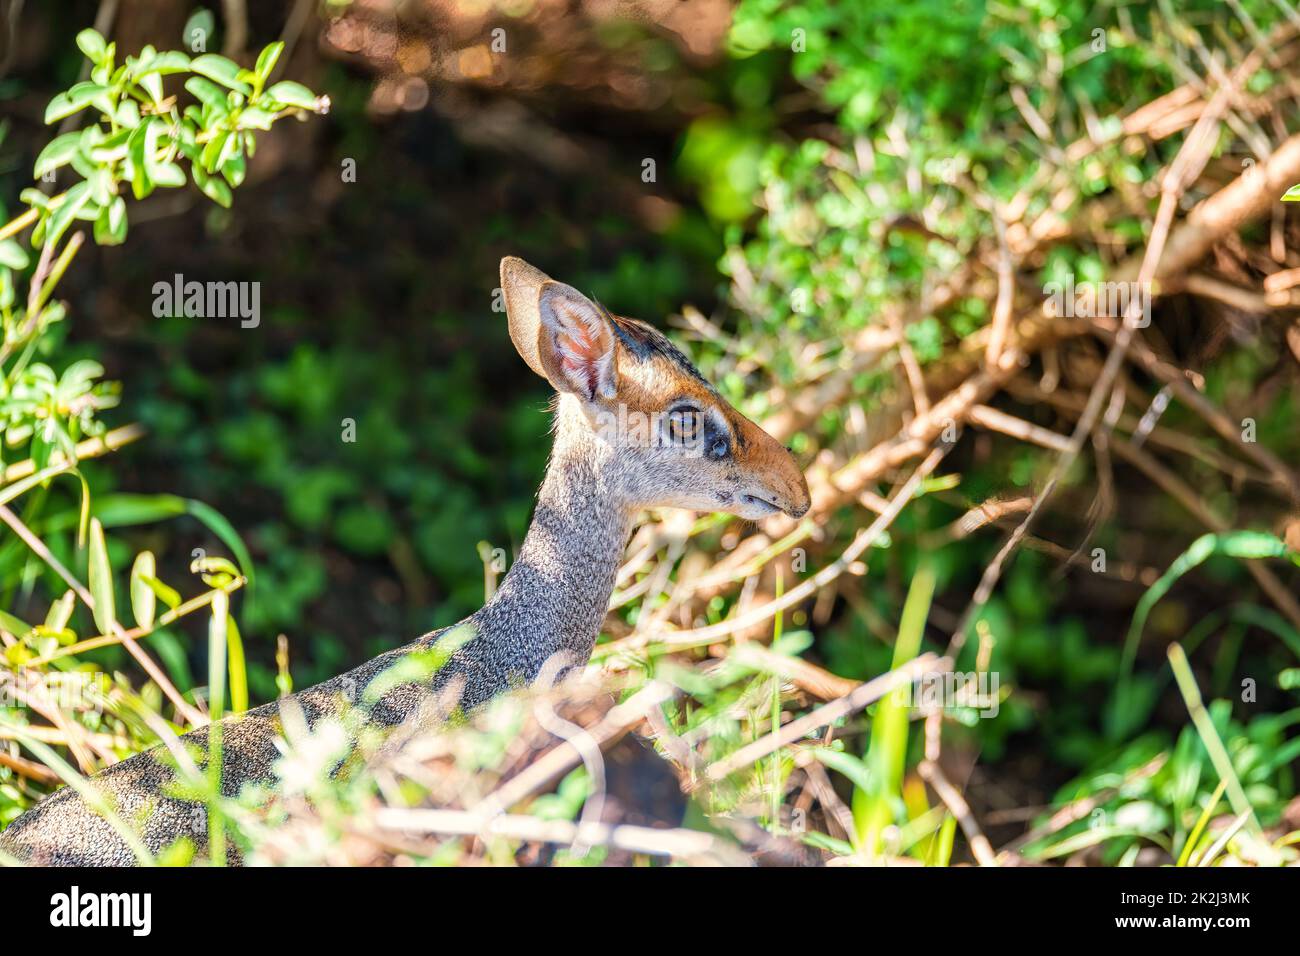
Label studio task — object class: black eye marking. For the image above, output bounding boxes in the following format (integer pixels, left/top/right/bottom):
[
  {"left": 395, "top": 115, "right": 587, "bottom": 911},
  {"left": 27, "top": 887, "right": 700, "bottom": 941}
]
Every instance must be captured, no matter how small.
[
  {"left": 664, "top": 402, "right": 732, "bottom": 458},
  {"left": 700, "top": 411, "right": 732, "bottom": 459}
]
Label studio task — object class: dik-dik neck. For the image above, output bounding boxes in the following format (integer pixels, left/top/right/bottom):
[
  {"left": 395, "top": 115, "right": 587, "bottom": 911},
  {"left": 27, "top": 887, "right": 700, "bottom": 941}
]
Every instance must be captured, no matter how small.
[{"left": 471, "top": 396, "right": 633, "bottom": 681}]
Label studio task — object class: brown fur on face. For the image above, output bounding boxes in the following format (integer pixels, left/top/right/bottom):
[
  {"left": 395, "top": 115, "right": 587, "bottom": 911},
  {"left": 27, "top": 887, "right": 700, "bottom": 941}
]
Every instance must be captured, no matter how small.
[{"left": 502, "top": 257, "right": 810, "bottom": 521}]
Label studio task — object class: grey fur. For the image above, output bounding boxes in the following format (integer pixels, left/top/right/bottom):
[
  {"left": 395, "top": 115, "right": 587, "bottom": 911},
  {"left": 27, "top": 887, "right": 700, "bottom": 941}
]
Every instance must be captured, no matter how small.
[{"left": 0, "top": 399, "right": 632, "bottom": 866}]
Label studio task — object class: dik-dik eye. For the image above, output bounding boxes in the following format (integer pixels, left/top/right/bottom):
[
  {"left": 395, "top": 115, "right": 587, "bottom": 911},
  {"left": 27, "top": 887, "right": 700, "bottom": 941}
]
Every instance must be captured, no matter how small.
[
  {"left": 708, "top": 437, "right": 730, "bottom": 460},
  {"left": 666, "top": 404, "right": 702, "bottom": 444}
]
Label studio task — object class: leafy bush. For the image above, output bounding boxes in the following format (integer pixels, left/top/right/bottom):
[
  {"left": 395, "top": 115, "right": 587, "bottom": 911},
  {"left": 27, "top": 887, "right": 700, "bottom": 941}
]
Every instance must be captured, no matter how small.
[{"left": 0, "top": 30, "right": 324, "bottom": 829}]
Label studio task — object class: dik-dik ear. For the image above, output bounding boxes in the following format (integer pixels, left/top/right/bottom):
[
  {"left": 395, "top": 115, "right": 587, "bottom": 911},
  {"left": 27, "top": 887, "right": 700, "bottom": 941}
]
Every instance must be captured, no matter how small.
[
  {"left": 536, "top": 280, "right": 618, "bottom": 401},
  {"left": 500, "top": 257, "right": 618, "bottom": 401},
  {"left": 501, "top": 256, "right": 551, "bottom": 380}
]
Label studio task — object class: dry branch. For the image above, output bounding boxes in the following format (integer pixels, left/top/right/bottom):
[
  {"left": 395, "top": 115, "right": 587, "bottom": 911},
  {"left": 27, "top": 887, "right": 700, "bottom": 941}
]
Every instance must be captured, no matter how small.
[{"left": 704, "top": 653, "right": 944, "bottom": 782}]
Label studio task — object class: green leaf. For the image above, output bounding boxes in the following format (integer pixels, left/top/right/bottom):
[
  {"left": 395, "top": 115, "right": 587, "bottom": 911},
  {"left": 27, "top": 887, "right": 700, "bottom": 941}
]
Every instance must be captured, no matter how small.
[
  {"left": 93, "top": 196, "right": 128, "bottom": 246},
  {"left": 116, "top": 99, "right": 141, "bottom": 128},
  {"left": 93, "top": 492, "right": 187, "bottom": 525},
  {"left": 225, "top": 613, "right": 248, "bottom": 714},
  {"left": 138, "top": 120, "right": 186, "bottom": 189},
  {"left": 152, "top": 161, "right": 186, "bottom": 189},
  {"left": 86, "top": 167, "right": 114, "bottom": 208},
  {"left": 200, "top": 130, "right": 230, "bottom": 172},
  {"left": 90, "top": 59, "right": 113, "bottom": 87},
  {"left": 254, "top": 41, "right": 284, "bottom": 81},
  {"left": 191, "top": 554, "right": 240, "bottom": 587},
  {"left": 237, "top": 107, "right": 275, "bottom": 131},
  {"left": 208, "top": 590, "right": 228, "bottom": 721},
  {"left": 1177, "top": 779, "right": 1229, "bottom": 866},
  {"left": 76, "top": 28, "right": 108, "bottom": 63},
  {"left": 127, "top": 123, "right": 154, "bottom": 199},
  {"left": 130, "top": 551, "right": 158, "bottom": 629},
  {"left": 34, "top": 131, "right": 82, "bottom": 179},
  {"left": 191, "top": 54, "right": 252, "bottom": 94},
  {"left": 184, "top": 76, "right": 229, "bottom": 111},
  {"left": 44, "top": 82, "right": 110, "bottom": 123},
  {"left": 1284, "top": 184, "right": 1300, "bottom": 202},
  {"left": 56, "top": 358, "right": 105, "bottom": 399},
  {"left": 44, "top": 589, "right": 76, "bottom": 633},
  {"left": 140, "top": 574, "right": 182, "bottom": 612},
  {"left": 183, "top": 9, "right": 216, "bottom": 54},
  {"left": 155, "top": 839, "right": 196, "bottom": 868},
  {"left": 45, "top": 180, "right": 92, "bottom": 247},
  {"left": 158, "top": 50, "right": 193, "bottom": 73},
  {"left": 221, "top": 147, "right": 246, "bottom": 187},
  {"left": 0, "top": 609, "right": 33, "bottom": 638},
  {"left": 20, "top": 188, "right": 52, "bottom": 210},
  {"left": 264, "top": 80, "right": 319, "bottom": 111},
  {"left": 87, "top": 517, "right": 117, "bottom": 636},
  {"left": 138, "top": 71, "right": 165, "bottom": 106},
  {"left": 191, "top": 164, "right": 232, "bottom": 207},
  {"left": 812, "top": 748, "right": 873, "bottom": 792},
  {"left": 86, "top": 127, "right": 131, "bottom": 164},
  {"left": 0, "top": 239, "right": 29, "bottom": 270},
  {"left": 128, "top": 44, "right": 157, "bottom": 70},
  {"left": 153, "top": 50, "right": 193, "bottom": 74}
]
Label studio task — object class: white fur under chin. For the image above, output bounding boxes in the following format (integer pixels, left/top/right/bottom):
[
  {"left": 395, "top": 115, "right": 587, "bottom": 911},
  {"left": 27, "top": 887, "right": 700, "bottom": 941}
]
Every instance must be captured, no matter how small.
[{"left": 735, "top": 500, "right": 781, "bottom": 520}]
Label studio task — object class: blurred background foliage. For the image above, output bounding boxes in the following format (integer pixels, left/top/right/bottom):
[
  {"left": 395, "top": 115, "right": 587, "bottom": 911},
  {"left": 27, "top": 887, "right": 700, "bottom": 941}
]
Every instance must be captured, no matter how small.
[{"left": 2, "top": 0, "right": 1300, "bottom": 863}]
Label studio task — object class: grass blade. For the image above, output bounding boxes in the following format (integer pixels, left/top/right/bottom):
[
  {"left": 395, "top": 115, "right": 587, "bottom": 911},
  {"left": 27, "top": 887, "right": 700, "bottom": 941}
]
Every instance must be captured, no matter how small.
[
  {"left": 1167, "top": 643, "right": 1260, "bottom": 841},
  {"left": 1177, "top": 777, "right": 1228, "bottom": 867},
  {"left": 854, "top": 562, "right": 936, "bottom": 854},
  {"left": 225, "top": 611, "right": 248, "bottom": 714},
  {"left": 207, "top": 589, "right": 229, "bottom": 866}
]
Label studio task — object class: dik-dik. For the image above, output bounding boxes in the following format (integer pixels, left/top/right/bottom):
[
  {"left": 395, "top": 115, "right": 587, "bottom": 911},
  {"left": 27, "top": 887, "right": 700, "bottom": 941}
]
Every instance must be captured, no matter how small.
[{"left": 1, "top": 257, "right": 810, "bottom": 865}]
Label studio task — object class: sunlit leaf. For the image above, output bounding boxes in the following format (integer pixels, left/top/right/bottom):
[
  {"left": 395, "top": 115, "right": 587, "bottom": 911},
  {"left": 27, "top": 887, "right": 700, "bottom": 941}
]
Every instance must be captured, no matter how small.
[
  {"left": 75, "top": 28, "right": 108, "bottom": 63},
  {"left": 130, "top": 551, "right": 158, "bottom": 629},
  {"left": 254, "top": 41, "right": 284, "bottom": 81},
  {"left": 191, "top": 54, "right": 251, "bottom": 94},
  {"left": 87, "top": 517, "right": 117, "bottom": 635},
  {"left": 264, "top": 80, "right": 319, "bottom": 111}
]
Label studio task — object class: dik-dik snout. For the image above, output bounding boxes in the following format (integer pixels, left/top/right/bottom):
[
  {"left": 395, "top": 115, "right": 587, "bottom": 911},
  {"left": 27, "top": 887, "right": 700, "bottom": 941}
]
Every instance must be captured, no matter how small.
[{"left": 501, "top": 256, "right": 811, "bottom": 521}]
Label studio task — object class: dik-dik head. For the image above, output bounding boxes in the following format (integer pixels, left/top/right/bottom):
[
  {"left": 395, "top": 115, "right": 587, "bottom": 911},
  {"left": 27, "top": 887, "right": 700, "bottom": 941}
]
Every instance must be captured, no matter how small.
[{"left": 501, "top": 257, "right": 810, "bottom": 521}]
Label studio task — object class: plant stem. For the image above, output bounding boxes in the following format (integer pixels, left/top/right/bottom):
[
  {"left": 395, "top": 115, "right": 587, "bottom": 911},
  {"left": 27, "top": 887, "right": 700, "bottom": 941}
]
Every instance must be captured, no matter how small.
[{"left": 0, "top": 207, "right": 39, "bottom": 243}]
